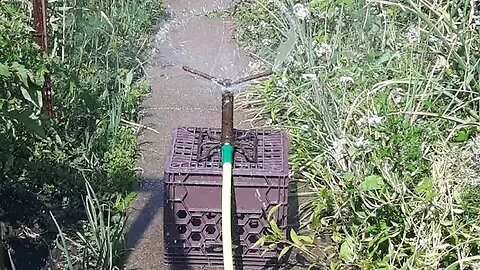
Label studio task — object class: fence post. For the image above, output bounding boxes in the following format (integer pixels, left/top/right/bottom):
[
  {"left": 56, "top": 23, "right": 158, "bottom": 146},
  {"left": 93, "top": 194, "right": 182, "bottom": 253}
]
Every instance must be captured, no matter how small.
[{"left": 32, "top": 0, "right": 53, "bottom": 117}]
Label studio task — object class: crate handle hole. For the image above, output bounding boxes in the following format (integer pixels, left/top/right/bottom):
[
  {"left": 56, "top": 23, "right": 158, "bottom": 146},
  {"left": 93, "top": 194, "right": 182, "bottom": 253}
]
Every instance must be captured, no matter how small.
[{"left": 176, "top": 210, "right": 188, "bottom": 219}]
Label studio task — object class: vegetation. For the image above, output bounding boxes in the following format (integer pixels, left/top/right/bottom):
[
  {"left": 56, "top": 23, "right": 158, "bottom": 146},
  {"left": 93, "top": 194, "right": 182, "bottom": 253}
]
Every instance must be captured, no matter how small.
[
  {"left": 233, "top": 0, "right": 480, "bottom": 269},
  {"left": 0, "top": 0, "right": 163, "bottom": 268}
]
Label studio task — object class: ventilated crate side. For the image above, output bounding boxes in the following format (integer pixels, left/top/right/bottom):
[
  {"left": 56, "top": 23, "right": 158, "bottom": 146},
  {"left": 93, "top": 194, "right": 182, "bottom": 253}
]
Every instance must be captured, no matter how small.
[
  {"left": 165, "top": 127, "right": 289, "bottom": 176},
  {"left": 163, "top": 127, "right": 289, "bottom": 268}
]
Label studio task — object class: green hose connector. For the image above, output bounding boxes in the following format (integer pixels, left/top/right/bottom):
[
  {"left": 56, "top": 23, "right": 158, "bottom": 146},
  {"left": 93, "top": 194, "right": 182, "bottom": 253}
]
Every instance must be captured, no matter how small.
[{"left": 221, "top": 143, "right": 234, "bottom": 164}]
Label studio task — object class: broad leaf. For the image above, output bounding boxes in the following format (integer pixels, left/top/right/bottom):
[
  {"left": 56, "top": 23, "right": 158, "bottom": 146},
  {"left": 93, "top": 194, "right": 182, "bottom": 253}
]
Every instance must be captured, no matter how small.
[
  {"left": 7, "top": 109, "right": 45, "bottom": 138},
  {"left": 20, "top": 86, "right": 40, "bottom": 107},
  {"left": 339, "top": 236, "right": 355, "bottom": 263},
  {"left": 360, "top": 175, "right": 384, "bottom": 191},
  {"left": 0, "top": 62, "right": 10, "bottom": 77},
  {"left": 11, "top": 62, "right": 30, "bottom": 86}
]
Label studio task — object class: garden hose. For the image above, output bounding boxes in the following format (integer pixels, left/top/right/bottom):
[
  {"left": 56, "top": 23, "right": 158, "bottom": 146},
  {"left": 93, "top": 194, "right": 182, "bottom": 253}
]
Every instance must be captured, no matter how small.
[{"left": 221, "top": 143, "right": 235, "bottom": 270}]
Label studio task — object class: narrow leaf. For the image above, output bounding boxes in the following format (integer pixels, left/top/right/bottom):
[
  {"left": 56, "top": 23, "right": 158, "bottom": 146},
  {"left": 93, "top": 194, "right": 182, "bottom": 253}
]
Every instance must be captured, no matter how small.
[
  {"left": 252, "top": 236, "right": 266, "bottom": 249},
  {"left": 290, "top": 229, "right": 302, "bottom": 246},
  {"left": 298, "top": 235, "right": 315, "bottom": 244},
  {"left": 279, "top": 245, "right": 292, "bottom": 259},
  {"left": 267, "top": 204, "right": 281, "bottom": 221},
  {"left": 273, "top": 28, "right": 296, "bottom": 72},
  {"left": 269, "top": 219, "right": 281, "bottom": 236}
]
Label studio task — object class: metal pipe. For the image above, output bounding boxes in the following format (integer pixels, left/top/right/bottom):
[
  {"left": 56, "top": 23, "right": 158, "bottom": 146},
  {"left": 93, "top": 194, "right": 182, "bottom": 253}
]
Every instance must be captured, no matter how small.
[
  {"left": 32, "top": 0, "right": 53, "bottom": 117},
  {"left": 221, "top": 91, "right": 234, "bottom": 145},
  {"left": 32, "top": 0, "right": 48, "bottom": 52}
]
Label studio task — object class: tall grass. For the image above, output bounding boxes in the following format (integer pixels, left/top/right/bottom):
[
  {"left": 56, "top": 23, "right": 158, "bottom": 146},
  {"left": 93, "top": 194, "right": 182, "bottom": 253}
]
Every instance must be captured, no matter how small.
[
  {"left": 51, "top": 180, "right": 136, "bottom": 269},
  {"left": 235, "top": 0, "right": 480, "bottom": 268}
]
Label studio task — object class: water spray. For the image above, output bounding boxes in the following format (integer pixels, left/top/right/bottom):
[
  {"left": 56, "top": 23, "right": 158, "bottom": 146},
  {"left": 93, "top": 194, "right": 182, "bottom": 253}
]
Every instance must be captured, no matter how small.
[{"left": 182, "top": 66, "right": 272, "bottom": 270}]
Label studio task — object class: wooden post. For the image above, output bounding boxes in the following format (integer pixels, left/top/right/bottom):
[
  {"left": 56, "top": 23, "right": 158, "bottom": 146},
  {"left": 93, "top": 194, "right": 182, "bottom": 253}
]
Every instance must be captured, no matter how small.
[{"left": 32, "top": 0, "right": 53, "bottom": 117}]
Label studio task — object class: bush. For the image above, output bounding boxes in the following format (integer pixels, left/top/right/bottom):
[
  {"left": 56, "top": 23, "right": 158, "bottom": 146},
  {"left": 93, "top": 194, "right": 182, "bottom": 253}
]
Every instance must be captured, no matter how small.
[{"left": 0, "top": 0, "right": 163, "bottom": 268}]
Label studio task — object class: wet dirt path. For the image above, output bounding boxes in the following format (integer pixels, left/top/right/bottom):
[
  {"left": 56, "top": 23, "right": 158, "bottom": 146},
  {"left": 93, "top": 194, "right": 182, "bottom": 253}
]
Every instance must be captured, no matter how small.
[{"left": 125, "top": 1, "right": 253, "bottom": 269}]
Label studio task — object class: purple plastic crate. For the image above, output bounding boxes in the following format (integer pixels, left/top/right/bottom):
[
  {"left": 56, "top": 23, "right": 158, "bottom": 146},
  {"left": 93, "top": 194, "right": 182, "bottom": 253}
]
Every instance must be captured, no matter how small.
[{"left": 163, "top": 127, "right": 289, "bottom": 268}]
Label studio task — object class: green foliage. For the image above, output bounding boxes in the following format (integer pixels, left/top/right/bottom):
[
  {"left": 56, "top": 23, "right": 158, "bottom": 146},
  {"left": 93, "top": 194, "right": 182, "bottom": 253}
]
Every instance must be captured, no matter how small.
[
  {"left": 1, "top": 0, "right": 163, "bottom": 268},
  {"left": 52, "top": 181, "right": 136, "bottom": 269},
  {"left": 234, "top": 0, "right": 480, "bottom": 269}
]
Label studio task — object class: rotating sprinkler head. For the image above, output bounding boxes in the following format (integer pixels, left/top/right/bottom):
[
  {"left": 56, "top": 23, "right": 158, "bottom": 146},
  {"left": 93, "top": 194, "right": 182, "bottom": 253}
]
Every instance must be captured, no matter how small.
[{"left": 182, "top": 66, "right": 272, "bottom": 162}]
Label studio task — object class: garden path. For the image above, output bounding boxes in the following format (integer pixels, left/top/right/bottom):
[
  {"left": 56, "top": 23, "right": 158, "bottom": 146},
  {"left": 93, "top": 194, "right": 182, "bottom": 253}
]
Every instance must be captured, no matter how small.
[{"left": 125, "top": 1, "right": 253, "bottom": 269}]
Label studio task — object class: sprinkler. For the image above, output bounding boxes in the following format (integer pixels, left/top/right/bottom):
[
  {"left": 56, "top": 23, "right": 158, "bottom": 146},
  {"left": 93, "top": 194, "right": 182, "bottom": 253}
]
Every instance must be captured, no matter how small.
[{"left": 182, "top": 66, "right": 272, "bottom": 270}]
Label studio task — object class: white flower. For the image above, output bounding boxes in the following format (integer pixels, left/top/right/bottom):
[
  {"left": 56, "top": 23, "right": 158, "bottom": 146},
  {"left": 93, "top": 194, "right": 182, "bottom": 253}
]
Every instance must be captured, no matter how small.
[
  {"left": 331, "top": 137, "right": 348, "bottom": 153},
  {"left": 300, "top": 124, "right": 309, "bottom": 131},
  {"left": 293, "top": 3, "right": 310, "bottom": 20},
  {"left": 367, "top": 115, "right": 384, "bottom": 125},
  {"left": 474, "top": 16, "right": 480, "bottom": 28},
  {"left": 428, "top": 35, "right": 439, "bottom": 44},
  {"left": 406, "top": 25, "right": 421, "bottom": 43},
  {"left": 260, "top": 21, "right": 268, "bottom": 28},
  {"left": 302, "top": 73, "right": 317, "bottom": 81},
  {"left": 276, "top": 77, "right": 289, "bottom": 88},
  {"left": 357, "top": 115, "right": 384, "bottom": 126},
  {"left": 266, "top": 118, "right": 273, "bottom": 125},
  {"left": 247, "top": 25, "right": 256, "bottom": 32},
  {"left": 434, "top": 55, "right": 449, "bottom": 70},
  {"left": 390, "top": 88, "right": 405, "bottom": 105},
  {"left": 468, "top": 178, "right": 480, "bottom": 186},
  {"left": 339, "top": 76, "right": 354, "bottom": 84},
  {"left": 471, "top": 262, "right": 480, "bottom": 270},
  {"left": 297, "top": 44, "right": 305, "bottom": 54},
  {"left": 287, "top": 55, "right": 301, "bottom": 67},
  {"left": 315, "top": 42, "right": 333, "bottom": 57},
  {"left": 354, "top": 136, "right": 370, "bottom": 148},
  {"left": 262, "top": 38, "right": 272, "bottom": 46}
]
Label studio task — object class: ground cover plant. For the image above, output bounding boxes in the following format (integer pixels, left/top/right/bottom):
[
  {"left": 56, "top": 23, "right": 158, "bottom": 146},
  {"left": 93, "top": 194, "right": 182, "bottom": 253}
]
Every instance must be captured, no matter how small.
[
  {"left": 233, "top": 0, "right": 480, "bottom": 269},
  {"left": 0, "top": 0, "right": 163, "bottom": 268}
]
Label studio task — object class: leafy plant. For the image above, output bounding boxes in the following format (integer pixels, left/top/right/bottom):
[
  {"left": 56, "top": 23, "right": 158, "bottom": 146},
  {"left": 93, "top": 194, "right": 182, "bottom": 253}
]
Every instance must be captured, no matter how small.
[{"left": 234, "top": 0, "right": 480, "bottom": 269}]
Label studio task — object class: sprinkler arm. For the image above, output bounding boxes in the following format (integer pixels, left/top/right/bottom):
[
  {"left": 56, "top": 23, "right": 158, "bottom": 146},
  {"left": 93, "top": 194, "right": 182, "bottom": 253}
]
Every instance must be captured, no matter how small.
[{"left": 182, "top": 66, "right": 272, "bottom": 88}]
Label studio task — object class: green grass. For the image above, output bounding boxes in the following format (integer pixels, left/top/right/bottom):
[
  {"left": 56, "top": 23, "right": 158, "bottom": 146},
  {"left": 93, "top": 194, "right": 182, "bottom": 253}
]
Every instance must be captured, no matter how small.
[
  {"left": 0, "top": 0, "right": 163, "bottom": 268},
  {"left": 234, "top": 0, "right": 480, "bottom": 269}
]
